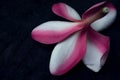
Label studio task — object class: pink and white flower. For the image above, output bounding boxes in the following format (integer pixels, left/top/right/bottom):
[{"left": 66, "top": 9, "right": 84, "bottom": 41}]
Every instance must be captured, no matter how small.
[{"left": 31, "top": 1, "right": 117, "bottom": 75}]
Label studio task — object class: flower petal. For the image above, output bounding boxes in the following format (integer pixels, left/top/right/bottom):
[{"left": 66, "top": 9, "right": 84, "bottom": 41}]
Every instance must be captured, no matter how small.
[
  {"left": 31, "top": 21, "right": 83, "bottom": 44},
  {"left": 83, "top": 27, "right": 110, "bottom": 72},
  {"left": 52, "top": 3, "right": 81, "bottom": 21},
  {"left": 91, "top": 2, "right": 117, "bottom": 31},
  {"left": 50, "top": 30, "right": 87, "bottom": 75},
  {"left": 82, "top": 1, "right": 107, "bottom": 19},
  {"left": 82, "top": 1, "right": 117, "bottom": 31}
]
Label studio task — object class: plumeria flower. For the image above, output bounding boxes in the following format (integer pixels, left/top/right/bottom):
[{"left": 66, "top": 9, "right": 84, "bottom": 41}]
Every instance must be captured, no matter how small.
[{"left": 31, "top": 1, "right": 116, "bottom": 75}]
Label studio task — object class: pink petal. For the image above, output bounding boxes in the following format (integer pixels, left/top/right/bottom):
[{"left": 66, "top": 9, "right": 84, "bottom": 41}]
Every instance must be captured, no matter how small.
[
  {"left": 49, "top": 30, "right": 87, "bottom": 75},
  {"left": 82, "top": 1, "right": 107, "bottom": 19},
  {"left": 82, "top": 1, "right": 117, "bottom": 31},
  {"left": 83, "top": 27, "right": 110, "bottom": 72},
  {"left": 91, "top": 2, "right": 117, "bottom": 31},
  {"left": 31, "top": 21, "right": 83, "bottom": 44},
  {"left": 52, "top": 3, "right": 81, "bottom": 21}
]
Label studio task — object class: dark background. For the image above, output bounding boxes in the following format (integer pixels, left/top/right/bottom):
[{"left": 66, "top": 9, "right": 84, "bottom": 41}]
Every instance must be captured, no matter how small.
[{"left": 0, "top": 0, "right": 120, "bottom": 80}]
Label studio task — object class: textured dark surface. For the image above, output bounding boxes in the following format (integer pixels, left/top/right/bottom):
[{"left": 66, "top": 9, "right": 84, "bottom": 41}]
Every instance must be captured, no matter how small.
[{"left": 0, "top": 0, "right": 120, "bottom": 80}]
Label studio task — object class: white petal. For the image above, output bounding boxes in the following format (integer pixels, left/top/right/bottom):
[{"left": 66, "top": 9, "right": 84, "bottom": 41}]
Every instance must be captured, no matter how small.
[
  {"left": 91, "top": 3, "right": 117, "bottom": 31},
  {"left": 83, "top": 28, "right": 109, "bottom": 72},
  {"left": 32, "top": 21, "right": 83, "bottom": 44},
  {"left": 50, "top": 31, "right": 86, "bottom": 75},
  {"left": 83, "top": 39, "right": 104, "bottom": 72},
  {"left": 52, "top": 3, "right": 81, "bottom": 21}
]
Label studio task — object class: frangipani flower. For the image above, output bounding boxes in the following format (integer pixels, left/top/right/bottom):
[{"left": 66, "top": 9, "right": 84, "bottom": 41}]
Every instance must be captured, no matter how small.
[{"left": 31, "top": 1, "right": 116, "bottom": 75}]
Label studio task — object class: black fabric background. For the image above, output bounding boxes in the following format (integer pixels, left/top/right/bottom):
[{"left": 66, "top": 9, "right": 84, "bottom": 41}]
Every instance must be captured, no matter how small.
[{"left": 0, "top": 0, "right": 120, "bottom": 80}]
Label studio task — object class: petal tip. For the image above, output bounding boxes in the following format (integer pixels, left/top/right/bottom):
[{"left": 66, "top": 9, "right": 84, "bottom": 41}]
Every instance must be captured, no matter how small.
[
  {"left": 31, "top": 28, "right": 41, "bottom": 42},
  {"left": 31, "top": 29, "right": 37, "bottom": 40},
  {"left": 86, "top": 64, "right": 101, "bottom": 72},
  {"left": 49, "top": 68, "right": 58, "bottom": 75},
  {"left": 49, "top": 66, "right": 63, "bottom": 76},
  {"left": 52, "top": 2, "right": 65, "bottom": 15}
]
